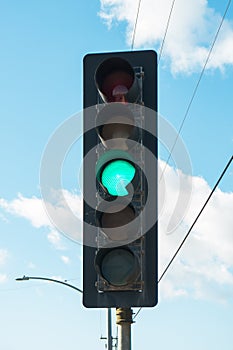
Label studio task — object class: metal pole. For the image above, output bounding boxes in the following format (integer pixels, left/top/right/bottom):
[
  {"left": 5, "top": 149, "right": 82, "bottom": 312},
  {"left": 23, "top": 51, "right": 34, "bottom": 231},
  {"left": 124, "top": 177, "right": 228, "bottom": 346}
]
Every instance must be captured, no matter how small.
[
  {"left": 116, "top": 308, "right": 133, "bottom": 350},
  {"left": 15, "top": 275, "right": 83, "bottom": 293},
  {"left": 107, "top": 308, "right": 113, "bottom": 350}
]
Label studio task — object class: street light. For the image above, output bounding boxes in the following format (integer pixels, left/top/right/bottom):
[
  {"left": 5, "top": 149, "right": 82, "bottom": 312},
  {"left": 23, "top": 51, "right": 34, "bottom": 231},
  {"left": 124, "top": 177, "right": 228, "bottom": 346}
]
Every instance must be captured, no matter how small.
[
  {"left": 15, "top": 275, "right": 83, "bottom": 294},
  {"left": 15, "top": 275, "right": 113, "bottom": 350}
]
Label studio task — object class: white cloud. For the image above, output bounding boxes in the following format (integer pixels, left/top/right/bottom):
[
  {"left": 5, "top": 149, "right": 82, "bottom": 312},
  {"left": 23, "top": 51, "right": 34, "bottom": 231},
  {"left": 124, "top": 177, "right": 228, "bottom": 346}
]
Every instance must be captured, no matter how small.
[
  {"left": 0, "top": 250, "right": 9, "bottom": 284},
  {"left": 38, "top": 189, "right": 83, "bottom": 244},
  {"left": 0, "top": 191, "right": 83, "bottom": 249},
  {"left": 0, "top": 213, "right": 8, "bottom": 223},
  {"left": 0, "top": 274, "right": 7, "bottom": 284},
  {"left": 50, "top": 275, "right": 64, "bottom": 281},
  {"left": 0, "top": 161, "right": 233, "bottom": 301},
  {"left": 159, "top": 160, "right": 233, "bottom": 301},
  {"left": 99, "top": 0, "right": 233, "bottom": 73},
  {"left": 0, "top": 194, "right": 51, "bottom": 228},
  {"left": 0, "top": 249, "right": 9, "bottom": 266},
  {"left": 28, "top": 262, "right": 36, "bottom": 269},
  {"left": 160, "top": 279, "right": 187, "bottom": 299},
  {"left": 47, "top": 230, "right": 66, "bottom": 250},
  {"left": 61, "top": 255, "right": 71, "bottom": 264}
]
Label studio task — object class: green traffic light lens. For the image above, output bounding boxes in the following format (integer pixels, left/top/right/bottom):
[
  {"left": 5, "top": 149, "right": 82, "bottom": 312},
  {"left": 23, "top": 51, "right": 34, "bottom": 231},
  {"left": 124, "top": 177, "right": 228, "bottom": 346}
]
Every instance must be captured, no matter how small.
[{"left": 101, "top": 159, "right": 136, "bottom": 196}]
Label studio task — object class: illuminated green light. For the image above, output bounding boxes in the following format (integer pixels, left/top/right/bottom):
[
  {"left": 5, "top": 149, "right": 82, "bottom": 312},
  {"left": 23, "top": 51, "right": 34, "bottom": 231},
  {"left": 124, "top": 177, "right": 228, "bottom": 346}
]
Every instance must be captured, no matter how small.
[{"left": 101, "top": 159, "right": 135, "bottom": 196}]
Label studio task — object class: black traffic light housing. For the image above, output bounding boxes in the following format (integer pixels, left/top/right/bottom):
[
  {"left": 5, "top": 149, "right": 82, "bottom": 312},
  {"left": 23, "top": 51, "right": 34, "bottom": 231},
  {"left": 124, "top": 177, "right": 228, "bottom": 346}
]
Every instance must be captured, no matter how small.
[{"left": 83, "top": 50, "right": 158, "bottom": 308}]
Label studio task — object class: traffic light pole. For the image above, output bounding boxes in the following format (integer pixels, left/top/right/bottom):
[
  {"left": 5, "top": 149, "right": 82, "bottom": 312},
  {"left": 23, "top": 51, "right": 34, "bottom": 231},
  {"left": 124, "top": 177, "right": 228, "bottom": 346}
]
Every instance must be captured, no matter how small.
[
  {"left": 107, "top": 308, "right": 113, "bottom": 350},
  {"left": 116, "top": 308, "right": 133, "bottom": 350}
]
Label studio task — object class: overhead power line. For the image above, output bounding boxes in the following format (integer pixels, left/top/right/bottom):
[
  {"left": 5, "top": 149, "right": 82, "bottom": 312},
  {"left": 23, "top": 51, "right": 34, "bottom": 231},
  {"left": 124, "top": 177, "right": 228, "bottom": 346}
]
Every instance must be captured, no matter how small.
[
  {"left": 134, "top": 155, "right": 233, "bottom": 320},
  {"left": 158, "top": 155, "right": 233, "bottom": 283},
  {"left": 158, "top": 0, "right": 176, "bottom": 62},
  {"left": 161, "top": 0, "right": 232, "bottom": 179},
  {"left": 131, "top": 0, "right": 142, "bottom": 50},
  {"left": 131, "top": 0, "right": 176, "bottom": 54}
]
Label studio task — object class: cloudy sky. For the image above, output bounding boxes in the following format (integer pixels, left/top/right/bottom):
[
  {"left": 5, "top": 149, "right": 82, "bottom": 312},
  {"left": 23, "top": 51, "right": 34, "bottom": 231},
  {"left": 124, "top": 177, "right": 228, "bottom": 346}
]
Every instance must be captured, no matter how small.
[{"left": 0, "top": 1, "right": 233, "bottom": 349}]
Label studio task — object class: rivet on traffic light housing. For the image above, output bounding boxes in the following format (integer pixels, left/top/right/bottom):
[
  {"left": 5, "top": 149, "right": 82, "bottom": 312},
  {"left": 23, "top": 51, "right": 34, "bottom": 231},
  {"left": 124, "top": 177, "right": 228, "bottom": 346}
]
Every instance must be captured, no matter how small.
[{"left": 83, "top": 50, "right": 158, "bottom": 308}]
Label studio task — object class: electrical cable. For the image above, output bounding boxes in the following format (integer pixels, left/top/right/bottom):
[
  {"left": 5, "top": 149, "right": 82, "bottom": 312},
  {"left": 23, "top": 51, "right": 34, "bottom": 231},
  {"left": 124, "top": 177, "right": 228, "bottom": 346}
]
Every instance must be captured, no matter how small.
[
  {"left": 133, "top": 155, "right": 233, "bottom": 319},
  {"left": 158, "top": 0, "right": 176, "bottom": 63},
  {"left": 131, "top": 0, "right": 176, "bottom": 54},
  {"left": 160, "top": 0, "right": 232, "bottom": 180},
  {"left": 158, "top": 155, "right": 233, "bottom": 283},
  {"left": 133, "top": 307, "right": 142, "bottom": 320},
  {"left": 131, "top": 0, "right": 142, "bottom": 50}
]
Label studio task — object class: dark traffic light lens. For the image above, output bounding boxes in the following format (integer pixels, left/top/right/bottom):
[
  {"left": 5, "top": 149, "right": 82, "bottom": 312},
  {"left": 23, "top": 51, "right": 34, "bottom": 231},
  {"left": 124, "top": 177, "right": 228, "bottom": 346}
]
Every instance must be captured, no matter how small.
[
  {"left": 101, "top": 204, "right": 135, "bottom": 228},
  {"left": 96, "top": 103, "right": 138, "bottom": 150},
  {"left": 98, "top": 202, "right": 138, "bottom": 242},
  {"left": 100, "top": 248, "right": 140, "bottom": 286}
]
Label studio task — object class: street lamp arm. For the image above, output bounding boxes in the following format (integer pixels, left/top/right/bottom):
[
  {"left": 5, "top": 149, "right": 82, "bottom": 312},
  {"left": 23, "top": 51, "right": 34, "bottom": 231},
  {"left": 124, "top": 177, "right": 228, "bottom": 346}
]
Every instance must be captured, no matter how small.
[{"left": 16, "top": 275, "right": 83, "bottom": 294}]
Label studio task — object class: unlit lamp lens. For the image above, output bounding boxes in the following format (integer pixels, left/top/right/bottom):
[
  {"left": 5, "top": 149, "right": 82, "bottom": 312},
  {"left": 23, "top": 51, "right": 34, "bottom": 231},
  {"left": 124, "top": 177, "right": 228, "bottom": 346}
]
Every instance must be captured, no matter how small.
[
  {"left": 100, "top": 248, "right": 139, "bottom": 286},
  {"left": 100, "top": 203, "right": 137, "bottom": 242}
]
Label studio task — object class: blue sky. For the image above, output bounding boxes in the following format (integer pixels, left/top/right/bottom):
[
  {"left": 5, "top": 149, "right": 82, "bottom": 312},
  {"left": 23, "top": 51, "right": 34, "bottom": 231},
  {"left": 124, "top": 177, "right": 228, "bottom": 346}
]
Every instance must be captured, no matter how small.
[{"left": 0, "top": 0, "right": 233, "bottom": 349}]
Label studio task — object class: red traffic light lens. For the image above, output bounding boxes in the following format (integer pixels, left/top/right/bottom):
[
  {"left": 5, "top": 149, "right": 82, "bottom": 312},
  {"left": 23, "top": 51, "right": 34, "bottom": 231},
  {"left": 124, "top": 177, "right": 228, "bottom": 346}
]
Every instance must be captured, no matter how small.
[
  {"left": 102, "top": 71, "right": 133, "bottom": 102},
  {"left": 95, "top": 57, "right": 138, "bottom": 103}
]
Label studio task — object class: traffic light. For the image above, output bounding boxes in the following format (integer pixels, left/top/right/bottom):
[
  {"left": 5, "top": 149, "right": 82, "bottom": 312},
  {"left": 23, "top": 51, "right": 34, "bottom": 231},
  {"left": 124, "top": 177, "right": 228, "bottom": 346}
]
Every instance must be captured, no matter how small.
[{"left": 83, "top": 50, "right": 158, "bottom": 308}]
